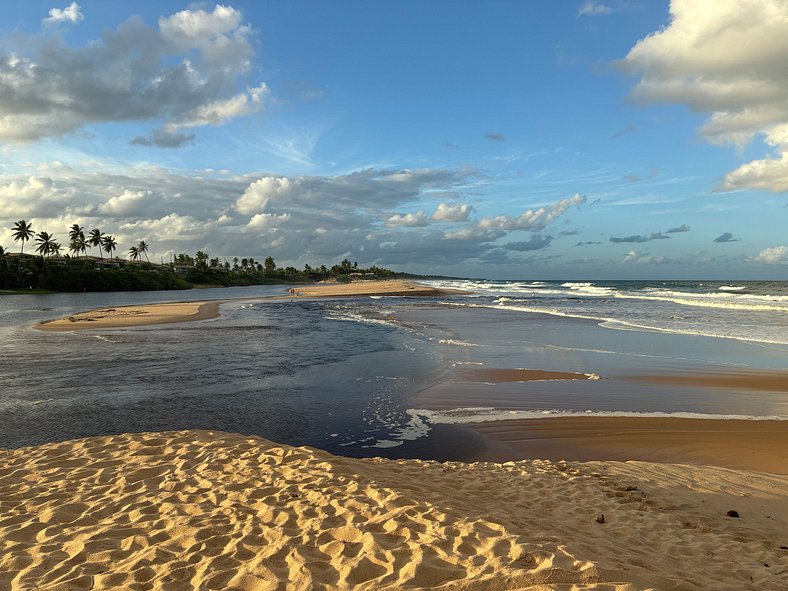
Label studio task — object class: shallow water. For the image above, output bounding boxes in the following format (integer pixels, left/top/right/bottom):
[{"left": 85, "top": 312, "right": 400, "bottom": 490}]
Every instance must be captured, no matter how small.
[{"left": 1, "top": 281, "right": 787, "bottom": 459}]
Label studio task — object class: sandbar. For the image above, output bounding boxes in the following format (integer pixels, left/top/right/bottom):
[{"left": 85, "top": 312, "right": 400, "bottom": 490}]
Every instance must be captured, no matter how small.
[
  {"left": 460, "top": 367, "right": 595, "bottom": 382},
  {"left": 35, "top": 280, "right": 457, "bottom": 332},
  {"left": 1, "top": 429, "right": 786, "bottom": 590},
  {"left": 36, "top": 301, "right": 222, "bottom": 331},
  {"left": 292, "top": 279, "right": 462, "bottom": 298}
]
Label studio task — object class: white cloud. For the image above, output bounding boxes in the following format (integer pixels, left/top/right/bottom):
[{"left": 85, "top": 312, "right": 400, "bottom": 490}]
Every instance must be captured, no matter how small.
[
  {"left": 431, "top": 202, "right": 473, "bottom": 222},
  {"left": 385, "top": 211, "right": 428, "bottom": 227},
  {"left": 622, "top": 0, "right": 788, "bottom": 192},
  {"left": 98, "top": 190, "right": 156, "bottom": 216},
  {"left": 721, "top": 151, "right": 788, "bottom": 192},
  {"left": 235, "top": 177, "right": 294, "bottom": 214},
  {"left": 0, "top": 4, "right": 263, "bottom": 145},
  {"left": 753, "top": 245, "right": 788, "bottom": 264},
  {"left": 43, "top": 2, "right": 83, "bottom": 25},
  {"left": 247, "top": 212, "right": 291, "bottom": 229},
  {"left": 176, "top": 83, "right": 269, "bottom": 129},
  {"left": 476, "top": 193, "right": 586, "bottom": 233}
]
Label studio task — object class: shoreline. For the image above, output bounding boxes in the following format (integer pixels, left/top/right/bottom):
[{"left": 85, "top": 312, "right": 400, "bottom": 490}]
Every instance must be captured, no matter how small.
[
  {"left": 1, "top": 429, "right": 785, "bottom": 590},
  {"left": 33, "top": 279, "right": 458, "bottom": 332}
]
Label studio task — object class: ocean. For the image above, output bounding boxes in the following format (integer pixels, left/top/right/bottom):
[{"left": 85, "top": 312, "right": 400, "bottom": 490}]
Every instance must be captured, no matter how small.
[{"left": 1, "top": 280, "right": 786, "bottom": 458}]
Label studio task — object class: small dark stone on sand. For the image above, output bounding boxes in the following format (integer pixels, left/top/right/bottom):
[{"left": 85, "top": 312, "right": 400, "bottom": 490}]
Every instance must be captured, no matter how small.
[
  {"left": 596, "top": 514, "right": 605, "bottom": 524},
  {"left": 726, "top": 510, "right": 740, "bottom": 518},
  {"left": 780, "top": 545, "right": 788, "bottom": 550},
  {"left": 624, "top": 485, "right": 638, "bottom": 491}
]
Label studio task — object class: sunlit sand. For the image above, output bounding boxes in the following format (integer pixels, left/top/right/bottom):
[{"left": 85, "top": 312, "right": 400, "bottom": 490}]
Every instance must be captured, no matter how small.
[{"left": 1, "top": 430, "right": 786, "bottom": 590}]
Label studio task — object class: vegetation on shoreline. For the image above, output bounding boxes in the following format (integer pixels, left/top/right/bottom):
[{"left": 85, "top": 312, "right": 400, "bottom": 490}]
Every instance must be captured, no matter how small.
[{"left": 1, "top": 220, "right": 400, "bottom": 293}]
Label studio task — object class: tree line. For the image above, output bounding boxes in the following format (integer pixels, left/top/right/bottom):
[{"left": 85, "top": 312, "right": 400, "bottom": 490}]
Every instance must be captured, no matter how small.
[{"left": 1, "top": 219, "right": 397, "bottom": 292}]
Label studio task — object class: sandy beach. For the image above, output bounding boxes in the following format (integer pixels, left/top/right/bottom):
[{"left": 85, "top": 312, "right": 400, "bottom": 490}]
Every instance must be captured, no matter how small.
[
  {"left": 292, "top": 279, "right": 462, "bottom": 298},
  {"left": 35, "top": 301, "right": 223, "bottom": 331},
  {"left": 0, "top": 429, "right": 785, "bottom": 590},
  {"left": 34, "top": 280, "right": 455, "bottom": 332}
]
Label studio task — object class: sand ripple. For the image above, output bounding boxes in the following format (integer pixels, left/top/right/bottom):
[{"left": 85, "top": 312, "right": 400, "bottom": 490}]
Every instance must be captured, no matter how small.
[{"left": 0, "top": 430, "right": 785, "bottom": 590}]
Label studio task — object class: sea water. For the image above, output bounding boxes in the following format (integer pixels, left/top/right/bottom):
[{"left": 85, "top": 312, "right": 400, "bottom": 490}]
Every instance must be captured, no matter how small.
[{"left": 0, "top": 280, "right": 786, "bottom": 459}]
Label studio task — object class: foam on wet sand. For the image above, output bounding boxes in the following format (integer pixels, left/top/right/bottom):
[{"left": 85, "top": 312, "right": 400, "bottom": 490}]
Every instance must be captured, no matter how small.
[{"left": 0, "top": 430, "right": 786, "bottom": 590}]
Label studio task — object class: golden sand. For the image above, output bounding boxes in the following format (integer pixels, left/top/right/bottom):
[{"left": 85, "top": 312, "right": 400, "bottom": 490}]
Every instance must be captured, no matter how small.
[
  {"left": 35, "top": 280, "right": 456, "bottom": 332},
  {"left": 36, "top": 301, "right": 222, "bottom": 331},
  {"left": 292, "top": 279, "right": 461, "bottom": 298},
  {"left": 0, "top": 430, "right": 785, "bottom": 590}
]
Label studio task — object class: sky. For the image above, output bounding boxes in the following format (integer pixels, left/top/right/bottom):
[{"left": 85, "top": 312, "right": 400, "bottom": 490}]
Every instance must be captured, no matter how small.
[{"left": 0, "top": 0, "right": 787, "bottom": 279}]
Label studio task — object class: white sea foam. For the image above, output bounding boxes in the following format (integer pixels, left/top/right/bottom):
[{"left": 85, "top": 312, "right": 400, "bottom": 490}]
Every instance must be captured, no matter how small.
[
  {"left": 719, "top": 285, "right": 746, "bottom": 291},
  {"left": 324, "top": 311, "right": 401, "bottom": 328},
  {"left": 614, "top": 292, "right": 788, "bottom": 313},
  {"left": 560, "top": 282, "right": 617, "bottom": 296},
  {"left": 408, "top": 407, "right": 788, "bottom": 425},
  {"left": 437, "top": 338, "right": 479, "bottom": 347},
  {"left": 441, "top": 301, "right": 788, "bottom": 346}
]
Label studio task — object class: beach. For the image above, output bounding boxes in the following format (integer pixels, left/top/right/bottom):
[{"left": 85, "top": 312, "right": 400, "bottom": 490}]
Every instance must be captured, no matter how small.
[
  {"left": 34, "top": 280, "right": 456, "bottom": 332},
  {"left": 35, "top": 301, "right": 223, "bottom": 331},
  {"left": 1, "top": 429, "right": 786, "bottom": 590},
  {"left": 3, "top": 279, "right": 788, "bottom": 589}
]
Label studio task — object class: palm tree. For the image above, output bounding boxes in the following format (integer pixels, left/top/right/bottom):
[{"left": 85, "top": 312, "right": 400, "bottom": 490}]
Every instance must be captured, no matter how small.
[
  {"left": 12, "top": 220, "right": 34, "bottom": 272},
  {"left": 137, "top": 240, "right": 150, "bottom": 263},
  {"left": 50, "top": 242, "right": 62, "bottom": 257},
  {"left": 68, "top": 224, "right": 84, "bottom": 258},
  {"left": 128, "top": 246, "right": 140, "bottom": 261},
  {"left": 88, "top": 229, "right": 104, "bottom": 260},
  {"left": 101, "top": 235, "right": 117, "bottom": 259},
  {"left": 69, "top": 235, "right": 87, "bottom": 258},
  {"left": 35, "top": 231, "right": 56, "bottom": 257}
]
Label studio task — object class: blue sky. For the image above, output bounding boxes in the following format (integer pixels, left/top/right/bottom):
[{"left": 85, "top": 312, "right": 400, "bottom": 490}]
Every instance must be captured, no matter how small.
[{"left": 1, "top": 0, "right": 786, "bottom": 278}]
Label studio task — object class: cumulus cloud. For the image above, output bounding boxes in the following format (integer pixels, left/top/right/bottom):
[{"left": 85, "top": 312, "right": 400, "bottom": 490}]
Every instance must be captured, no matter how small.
[
  {"left": 713, "top": 232, "right": 740, "bottom": 243},
  {"left": 247, "top": 212, "right": 291, "bottom": 230},
  {"left": 667, "top": 224, "right": 690, "bottom": 233},
  {"left": 431, "top": 202, "right": 473, "bottom": 222},
  {"left": 476, "top": 193, "right": 586, "bottom": 233},
  {"left": 610, "top": 232, "right": 669, "bottom": 243},
  {"left": 385, "top": 211, "right": 428, "bottom": 227},
  {"left": 0, "top": 164, "right": 504, "bottom": 268},
  {"left": 43, "top": 2, "right": 83, "bottom": 25},
  {"left": 752, "top": 245, "right": 788, "bottom": 264},
  {"left": 0, "top": 4, "right": 264, "bottom": 144},
  {"left": 579, "top": 2, "right": 613, "bottom": 17},
  {"left": 502, "top": 235, "right": 552, "bottom": 251},
  {"left": 0, "top": 162, "right": 591, "bottom": 271},
  {"left": 622, "top": 0, "right": 788, "bottom": 192}
]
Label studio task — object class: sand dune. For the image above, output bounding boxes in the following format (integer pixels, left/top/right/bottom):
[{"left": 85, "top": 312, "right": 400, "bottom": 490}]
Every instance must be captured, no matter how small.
[{"left": 0, "top": 431, "right": 785, "bottom": 590}]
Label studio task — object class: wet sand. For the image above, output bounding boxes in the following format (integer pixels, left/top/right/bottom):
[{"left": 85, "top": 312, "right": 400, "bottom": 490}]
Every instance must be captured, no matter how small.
[
  {"left": 1, "top": 429, "right": 786, "bottom": 590},
  {"left": 629, "top": 371, "right": 788, "bottom": 393},
  {"left": 460, "top": 368, "right": 596, "bottom": 382},
  {"left": 36, "top": 301, "right": 222, "bottom": 331},
  {"left": 468, "top": 416, "right": 788, "bottom": 473}
]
